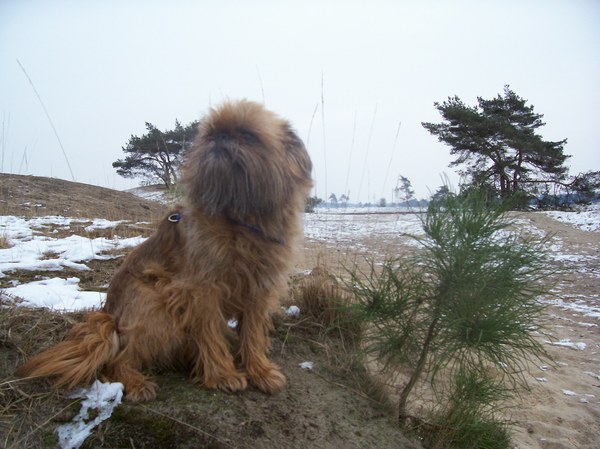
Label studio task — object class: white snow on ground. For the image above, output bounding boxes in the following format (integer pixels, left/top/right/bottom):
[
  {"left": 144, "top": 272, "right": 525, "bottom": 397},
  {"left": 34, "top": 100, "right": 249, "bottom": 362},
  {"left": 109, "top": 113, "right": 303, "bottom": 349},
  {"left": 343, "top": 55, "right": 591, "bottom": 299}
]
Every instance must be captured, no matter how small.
[
  {"left": 285, "top": 305, "right": 301, "bottom": 317},
  {"left": 128, "top": 186, "right": 172, "bottom": 204},
  {"left": 542, "top": 203, "right": 600, "bottom": 232},
  {"left": 57, "top": 380, "right": 123, "bottom": 449},
  {"left": 83, "top": 219, "right": 124, "bottom": 232},
  {"left": 544, "top": 295, "right": 600, "bottom": 319},
  {"left": 299, "top": 361, "right": 314, "bottom": 370},
  {"left": 0, "top": 215, "right": 146, "bottom": 310},
  {"left": 545, "top": 338, "right": 587, "bottom": 350},
  {"left": 3, "top": 277, "right": 106, "bottom": 311},
  {"left": 304, "top": 210, "right": 424, "bottom": 249},
  {"left": 0, "top": 216, "right": 145, "bottom": 277}
]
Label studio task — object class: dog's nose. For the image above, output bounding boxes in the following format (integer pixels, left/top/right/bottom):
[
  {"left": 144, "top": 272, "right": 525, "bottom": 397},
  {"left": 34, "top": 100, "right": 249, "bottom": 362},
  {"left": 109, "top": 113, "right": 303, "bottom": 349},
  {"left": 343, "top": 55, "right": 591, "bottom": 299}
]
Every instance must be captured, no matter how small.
[{"left": 211, "top": 132, "right": 233, "bottom": 157}]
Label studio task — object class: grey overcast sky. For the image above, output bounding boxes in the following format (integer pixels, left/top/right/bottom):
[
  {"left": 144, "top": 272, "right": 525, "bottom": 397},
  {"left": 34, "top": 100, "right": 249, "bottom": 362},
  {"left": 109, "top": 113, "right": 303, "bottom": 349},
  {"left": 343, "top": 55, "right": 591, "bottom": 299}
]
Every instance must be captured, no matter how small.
[{"left": 1, "top": 0, "right": 599, "bottom": 202}]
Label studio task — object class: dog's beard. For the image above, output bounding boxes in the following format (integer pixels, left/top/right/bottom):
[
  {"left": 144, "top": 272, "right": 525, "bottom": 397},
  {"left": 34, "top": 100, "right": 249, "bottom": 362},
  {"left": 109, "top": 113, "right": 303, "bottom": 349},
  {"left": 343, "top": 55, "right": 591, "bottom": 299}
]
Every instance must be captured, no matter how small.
[{"left": 189, "top": 143, "right": 292, "bottom": 219}]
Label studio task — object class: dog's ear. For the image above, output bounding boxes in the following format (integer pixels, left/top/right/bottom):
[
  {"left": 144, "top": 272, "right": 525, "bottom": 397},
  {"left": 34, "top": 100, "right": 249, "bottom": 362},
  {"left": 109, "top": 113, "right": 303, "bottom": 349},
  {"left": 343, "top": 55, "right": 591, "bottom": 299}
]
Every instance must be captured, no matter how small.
[{"left": 284, "top": 127, "right": 313, "bottom": 186}]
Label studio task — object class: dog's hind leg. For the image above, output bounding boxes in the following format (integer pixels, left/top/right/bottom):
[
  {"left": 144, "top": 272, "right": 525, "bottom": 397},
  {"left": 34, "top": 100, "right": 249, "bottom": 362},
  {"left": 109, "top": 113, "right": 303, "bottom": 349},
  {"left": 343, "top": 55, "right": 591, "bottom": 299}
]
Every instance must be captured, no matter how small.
[{"left": 103, "top": 353, "right": 157, "bottom": 402}]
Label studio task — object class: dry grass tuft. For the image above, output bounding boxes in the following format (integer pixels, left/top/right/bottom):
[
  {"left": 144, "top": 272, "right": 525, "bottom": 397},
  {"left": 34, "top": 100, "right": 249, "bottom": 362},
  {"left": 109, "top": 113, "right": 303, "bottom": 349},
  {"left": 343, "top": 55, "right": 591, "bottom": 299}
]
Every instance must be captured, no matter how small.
[
  {"left": 0, "top": 295, "right": 83, "bottom": 359},
  {"left": 292, "top": 265, "right": 361, "bottom": 342},
  {"left": 0, "top": 233, "right": 12, "bottom": 249},
  {"left": 295, "top": 265, "right": 345, "bottom": 328},
  {"left": 0, "top": 294, "right": 86, "bottom": 448}
]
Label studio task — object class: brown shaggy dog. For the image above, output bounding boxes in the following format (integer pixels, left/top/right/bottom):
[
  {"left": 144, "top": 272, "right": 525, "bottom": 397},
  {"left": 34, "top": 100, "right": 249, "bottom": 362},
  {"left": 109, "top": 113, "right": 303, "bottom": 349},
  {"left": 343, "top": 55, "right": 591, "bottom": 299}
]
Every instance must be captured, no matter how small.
[{"left": 16, "top": 100, "right": 313, "bottom": 401}]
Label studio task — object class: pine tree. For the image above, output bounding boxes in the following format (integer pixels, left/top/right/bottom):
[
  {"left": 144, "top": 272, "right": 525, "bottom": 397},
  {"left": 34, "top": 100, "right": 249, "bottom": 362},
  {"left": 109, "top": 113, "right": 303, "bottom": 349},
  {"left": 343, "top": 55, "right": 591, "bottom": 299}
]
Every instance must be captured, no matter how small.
[
  {"left": 113, "top": 120, "right": 198, "bottom": 189},
  {"left": 348, "top": 187, "right": 552, "bottom": 429},
  {"left": 422, "top": 86, "right": 570, "bottom": 201},
  {"left": 394, "top": 175, "right": 415, "bottom": 205}
]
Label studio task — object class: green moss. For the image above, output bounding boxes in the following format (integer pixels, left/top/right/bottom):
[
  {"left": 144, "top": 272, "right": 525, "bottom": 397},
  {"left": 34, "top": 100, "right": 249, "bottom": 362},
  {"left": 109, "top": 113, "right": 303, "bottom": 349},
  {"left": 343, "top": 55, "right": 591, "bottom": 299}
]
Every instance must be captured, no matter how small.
[
  {"left": 41, "top": 430, "right": 57, "bottom": 448},
  {"left": 113, "top": 407, "right": 173, "bottom": 438}
]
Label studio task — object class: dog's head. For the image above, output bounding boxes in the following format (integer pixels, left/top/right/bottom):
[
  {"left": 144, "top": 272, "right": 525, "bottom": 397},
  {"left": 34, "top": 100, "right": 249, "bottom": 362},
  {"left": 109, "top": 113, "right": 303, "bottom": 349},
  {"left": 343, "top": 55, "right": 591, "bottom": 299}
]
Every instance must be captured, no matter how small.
[{"left": 182, "top": 100, "right": 313, "bottom": 219}]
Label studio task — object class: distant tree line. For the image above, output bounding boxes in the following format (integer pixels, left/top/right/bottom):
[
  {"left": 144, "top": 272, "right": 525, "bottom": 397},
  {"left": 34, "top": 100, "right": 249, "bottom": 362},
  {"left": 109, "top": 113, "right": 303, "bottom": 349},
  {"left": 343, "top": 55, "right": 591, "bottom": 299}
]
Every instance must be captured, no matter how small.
[{"left": 114, "top": 86, "right": 599, "bottom": 209}]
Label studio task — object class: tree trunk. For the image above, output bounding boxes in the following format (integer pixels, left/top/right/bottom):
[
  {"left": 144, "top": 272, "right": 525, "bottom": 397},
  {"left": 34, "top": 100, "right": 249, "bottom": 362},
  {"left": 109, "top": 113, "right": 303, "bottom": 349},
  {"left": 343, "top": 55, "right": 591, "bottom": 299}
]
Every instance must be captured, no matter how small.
[
  {"left": 398, "top": 316, "right": 439, "bottom": 424},
  {"left": 512, "top": 149, "right": 523, "bottom": 194}
]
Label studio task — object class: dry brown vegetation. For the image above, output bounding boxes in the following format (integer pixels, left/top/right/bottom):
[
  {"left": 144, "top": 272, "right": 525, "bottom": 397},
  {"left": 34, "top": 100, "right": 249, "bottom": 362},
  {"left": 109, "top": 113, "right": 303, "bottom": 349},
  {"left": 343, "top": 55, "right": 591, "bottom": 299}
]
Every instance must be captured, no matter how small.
[{"left": 0, "top": 173, "right": 165, "bottom": 220}]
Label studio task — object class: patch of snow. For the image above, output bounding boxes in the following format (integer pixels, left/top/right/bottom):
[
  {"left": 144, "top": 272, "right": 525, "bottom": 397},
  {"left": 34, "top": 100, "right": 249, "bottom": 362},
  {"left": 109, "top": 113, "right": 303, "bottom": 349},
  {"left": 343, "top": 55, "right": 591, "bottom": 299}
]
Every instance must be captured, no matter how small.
[
  {"left": 3, "top": 277, "right": 105, "bottom": 311},
  {"left": 544, "top": 207, "right": 600, "bottom": 232},
  {"left": 57, "top": 381, "right": 123, "bottom": 449},
  {"left": 562, "top": 389, "right": 577, "bottom": 396},
  {"left": 304, "top": 211, "right": 424, "bottom": 249},
  {"left": 545, "top": 339, "right": 587, "bottom": 350},
  {"left": 0, "top": 216, "right": 145, "bottom": 277},
  {"left": 543, "top": 296, "right": 600, "bottom": 319},
  {"left": 128, "top": 187, "right": 171, "bottom": 204},
  {"left": 285, "top": 305, "right": 300, "bottom": 317},
  {"left": 299, "top": 361, "right": 314, "bottom": 370},
  {"left": 584, "top": 371, "right": 600, "bottom": 381},
  {"left": 0, "top": 215, "right": 147, "bottom": 312},
  {"left": 84, "top": 219, "right": 124, "bottom": 232}
]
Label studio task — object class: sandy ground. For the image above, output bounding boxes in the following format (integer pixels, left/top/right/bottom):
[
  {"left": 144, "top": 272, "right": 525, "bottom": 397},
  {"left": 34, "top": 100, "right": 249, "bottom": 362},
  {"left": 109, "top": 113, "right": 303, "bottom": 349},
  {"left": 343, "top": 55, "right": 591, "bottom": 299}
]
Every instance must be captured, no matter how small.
[{"left": 507, "top": 212, "right": 599, "bottom": 449}]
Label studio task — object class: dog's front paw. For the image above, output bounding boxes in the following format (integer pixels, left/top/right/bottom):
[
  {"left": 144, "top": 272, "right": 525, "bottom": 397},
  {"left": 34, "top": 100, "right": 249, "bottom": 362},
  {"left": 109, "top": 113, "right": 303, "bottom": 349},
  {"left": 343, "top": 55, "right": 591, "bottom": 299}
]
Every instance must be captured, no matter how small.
[
  {"left": 207, "top": 372, "right": 248, "bottom": 393},
  {"left": 124, "top": 379, "right": 157, "bottom": 402},
  {"left": 249, "top": 366, "right": 286, "bottom": 395}
]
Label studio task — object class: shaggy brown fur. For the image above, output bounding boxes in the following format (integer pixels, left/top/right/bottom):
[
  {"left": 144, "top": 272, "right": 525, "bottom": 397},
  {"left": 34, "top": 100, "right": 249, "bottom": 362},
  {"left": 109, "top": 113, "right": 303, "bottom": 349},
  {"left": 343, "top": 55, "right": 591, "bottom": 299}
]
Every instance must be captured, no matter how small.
[{"left": 15, "top": 100, "right": 313, "bottom": 401}]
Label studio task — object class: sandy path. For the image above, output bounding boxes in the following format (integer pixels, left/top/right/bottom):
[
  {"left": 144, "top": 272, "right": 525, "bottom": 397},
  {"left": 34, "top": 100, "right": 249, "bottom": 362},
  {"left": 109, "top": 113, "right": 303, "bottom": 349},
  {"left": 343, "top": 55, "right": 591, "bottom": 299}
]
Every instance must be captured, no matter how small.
[{"left": 508, "top": 212, "right": 599, "bottom": 449}]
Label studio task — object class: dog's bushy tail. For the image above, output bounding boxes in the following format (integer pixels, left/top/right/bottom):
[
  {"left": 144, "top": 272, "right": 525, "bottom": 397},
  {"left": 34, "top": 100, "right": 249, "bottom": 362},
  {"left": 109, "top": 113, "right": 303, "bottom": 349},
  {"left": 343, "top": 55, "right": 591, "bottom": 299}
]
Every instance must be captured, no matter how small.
[{"left": 15, "top": 311, "right": 119, "bottom": 389}]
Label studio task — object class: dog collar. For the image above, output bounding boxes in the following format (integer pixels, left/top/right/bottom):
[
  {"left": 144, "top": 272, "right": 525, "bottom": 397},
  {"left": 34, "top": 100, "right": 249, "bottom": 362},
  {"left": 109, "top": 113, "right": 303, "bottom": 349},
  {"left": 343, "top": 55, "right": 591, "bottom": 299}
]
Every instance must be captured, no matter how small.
[
  {"left": 168, "top": 212, "right": 182, "bottom": 223},
  {"left": 228, "top": 217, "right": 284, "bottom": 245},
  {"left": 168, "top": 213, "right": 282, "bottom": 245}
]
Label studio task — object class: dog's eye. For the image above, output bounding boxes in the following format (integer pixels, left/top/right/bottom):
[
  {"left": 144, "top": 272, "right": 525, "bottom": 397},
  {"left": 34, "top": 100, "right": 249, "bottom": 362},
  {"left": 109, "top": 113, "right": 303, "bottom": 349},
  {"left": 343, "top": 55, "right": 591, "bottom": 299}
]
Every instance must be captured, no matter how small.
[
  {"left": 212, "top": 132, "right": 229, "bottom": 143},
  {"left": 211, "top": 130, "right": 259, "bottom": 146},
  {"left": 239, "top": 130, "right": 259, "bottom": 145}
]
